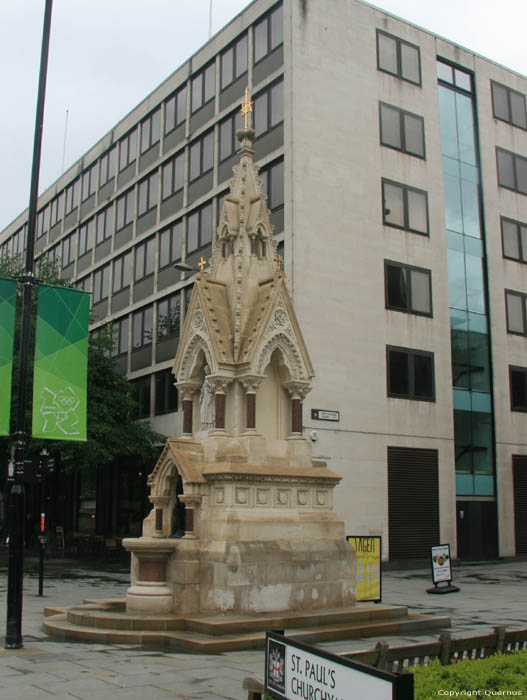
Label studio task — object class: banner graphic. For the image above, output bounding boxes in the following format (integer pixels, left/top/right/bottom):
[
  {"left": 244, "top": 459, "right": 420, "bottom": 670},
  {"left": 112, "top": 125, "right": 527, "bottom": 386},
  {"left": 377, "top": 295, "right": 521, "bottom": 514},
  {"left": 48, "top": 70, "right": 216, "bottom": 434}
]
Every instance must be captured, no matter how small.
[
  {"left": 0, "top": 277, "right": 17, "bottom": 435},
  {"left": 32, "top": 284, "right": 90, "bottom": 441}
]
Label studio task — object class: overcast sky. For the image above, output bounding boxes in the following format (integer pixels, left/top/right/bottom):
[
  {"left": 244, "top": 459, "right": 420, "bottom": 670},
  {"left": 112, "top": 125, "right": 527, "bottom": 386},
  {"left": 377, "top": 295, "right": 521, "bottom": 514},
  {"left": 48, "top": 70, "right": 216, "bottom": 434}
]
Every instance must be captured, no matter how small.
[{"left": 1, "top": 0, "right": 526, "bottom": 232}]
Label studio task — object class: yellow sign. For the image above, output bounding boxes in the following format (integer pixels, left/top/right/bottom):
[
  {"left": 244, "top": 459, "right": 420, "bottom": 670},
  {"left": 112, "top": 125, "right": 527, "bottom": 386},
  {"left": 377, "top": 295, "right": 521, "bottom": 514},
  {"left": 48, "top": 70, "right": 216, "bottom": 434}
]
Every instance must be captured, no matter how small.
[{"left": 347, "top": 536, "right": 382, "bottom": 602}]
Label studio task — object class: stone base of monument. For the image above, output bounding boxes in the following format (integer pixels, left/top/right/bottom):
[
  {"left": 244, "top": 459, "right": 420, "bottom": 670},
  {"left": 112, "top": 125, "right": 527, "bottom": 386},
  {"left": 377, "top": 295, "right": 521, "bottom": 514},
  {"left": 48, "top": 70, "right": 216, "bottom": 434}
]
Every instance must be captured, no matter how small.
[{"left": 43, "top": 600, "right": 451, "bottom": 653}]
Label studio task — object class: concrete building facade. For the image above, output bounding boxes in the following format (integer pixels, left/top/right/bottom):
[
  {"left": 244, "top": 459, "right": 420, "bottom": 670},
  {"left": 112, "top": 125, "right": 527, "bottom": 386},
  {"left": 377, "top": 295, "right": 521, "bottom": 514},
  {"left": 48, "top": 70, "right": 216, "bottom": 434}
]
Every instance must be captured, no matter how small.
[{"left": 2, "top": 0, "right": 527, "bottom": 560}]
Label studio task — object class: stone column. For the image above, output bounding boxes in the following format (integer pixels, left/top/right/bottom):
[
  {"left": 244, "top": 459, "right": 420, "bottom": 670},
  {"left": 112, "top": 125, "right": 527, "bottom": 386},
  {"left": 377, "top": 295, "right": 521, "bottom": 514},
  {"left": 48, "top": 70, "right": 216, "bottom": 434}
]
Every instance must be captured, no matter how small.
[
  {"left": 176, "top": 383, "right": 199, "bottom": 437},
  {"left": 208, "top": 377, "right": 232, "bottom": 433},
  {"left": 179, "top": 495, "right": 202, "bottom": 539},
  {"left": 284, "top": 381, "right": 312, "bottom": 437},
  {"left": 240, "top": 376, "right": 264, "bottom": 433},
  {"left": 151, "top": 496, "right": 169, "bottom": 538}
]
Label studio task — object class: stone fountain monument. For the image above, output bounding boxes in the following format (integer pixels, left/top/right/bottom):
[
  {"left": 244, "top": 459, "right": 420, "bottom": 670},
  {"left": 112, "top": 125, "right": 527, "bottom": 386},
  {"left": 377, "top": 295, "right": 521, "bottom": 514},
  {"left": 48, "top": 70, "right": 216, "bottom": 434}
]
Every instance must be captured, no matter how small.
[{"left": 122, "top": 92, "right": 355, "bottom": 617}]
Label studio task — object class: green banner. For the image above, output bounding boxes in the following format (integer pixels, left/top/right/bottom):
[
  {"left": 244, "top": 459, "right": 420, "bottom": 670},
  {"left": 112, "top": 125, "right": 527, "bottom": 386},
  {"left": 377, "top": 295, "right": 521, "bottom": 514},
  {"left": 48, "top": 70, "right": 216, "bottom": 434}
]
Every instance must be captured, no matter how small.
[
  {"left": 0, "top": 277, "right": 17, "bottom": 436},
  {"left": 32, "top": 284, "right": 90, "bottom": 441}
]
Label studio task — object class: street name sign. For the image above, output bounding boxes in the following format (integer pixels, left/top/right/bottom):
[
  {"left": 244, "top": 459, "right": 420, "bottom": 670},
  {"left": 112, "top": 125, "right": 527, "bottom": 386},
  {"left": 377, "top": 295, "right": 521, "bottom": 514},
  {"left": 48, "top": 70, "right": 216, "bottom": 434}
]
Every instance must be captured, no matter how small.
[{"left": 265, "top": 632, "right": 413, "bottom": 700}]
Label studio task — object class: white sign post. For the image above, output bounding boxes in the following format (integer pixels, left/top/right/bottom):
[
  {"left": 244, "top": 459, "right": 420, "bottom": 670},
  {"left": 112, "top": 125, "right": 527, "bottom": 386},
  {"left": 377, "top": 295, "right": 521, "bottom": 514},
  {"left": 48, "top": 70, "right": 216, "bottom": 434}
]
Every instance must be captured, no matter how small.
[{"left": 266, "top": 632, "right": 413, "bottom": 700}]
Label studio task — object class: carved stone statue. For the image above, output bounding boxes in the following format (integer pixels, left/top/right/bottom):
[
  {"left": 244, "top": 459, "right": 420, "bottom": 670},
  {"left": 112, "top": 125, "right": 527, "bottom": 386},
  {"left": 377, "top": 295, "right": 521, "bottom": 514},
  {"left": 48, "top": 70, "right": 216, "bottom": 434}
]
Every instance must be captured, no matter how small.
[{"left": 199, "top": 366, "right": 214, "bottom": 429}]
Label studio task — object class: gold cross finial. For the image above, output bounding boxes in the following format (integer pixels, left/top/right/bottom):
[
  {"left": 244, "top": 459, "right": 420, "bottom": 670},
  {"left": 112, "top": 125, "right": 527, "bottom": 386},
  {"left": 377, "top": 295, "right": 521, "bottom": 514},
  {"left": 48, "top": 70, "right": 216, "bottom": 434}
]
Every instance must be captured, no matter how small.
[
  {"left": 274, "top": 253, "right": 283, "bottom": 270},
  {"left": 198, "top": 257, "right": 207, "bottom": 273},
  {"left": 241, "top": 86, "right": 253, "bottom": 130}
]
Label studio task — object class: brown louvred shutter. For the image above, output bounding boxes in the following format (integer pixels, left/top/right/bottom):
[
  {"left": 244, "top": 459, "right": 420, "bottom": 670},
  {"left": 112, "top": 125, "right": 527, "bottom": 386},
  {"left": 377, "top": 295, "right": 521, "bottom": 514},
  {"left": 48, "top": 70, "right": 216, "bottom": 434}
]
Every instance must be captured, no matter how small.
[
  {"left": 388, "top": 446, "right": 439, "bottom": 560},
  {"left": 512, "top": 455, "right": 527, "bottom": 555}
]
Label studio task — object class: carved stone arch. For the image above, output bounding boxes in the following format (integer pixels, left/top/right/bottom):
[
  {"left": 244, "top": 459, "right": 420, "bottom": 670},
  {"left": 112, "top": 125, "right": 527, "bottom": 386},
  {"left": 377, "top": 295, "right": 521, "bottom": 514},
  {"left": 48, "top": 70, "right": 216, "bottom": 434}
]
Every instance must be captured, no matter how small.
[
  {"left": 178, "top": 333, "right": 215, "bottom": 383},
  {"left": 149, "top": 456, "right": 186, "bottom": 537},
  {"left": 256, "top": 331, "right": 306, "bottom": 381}
]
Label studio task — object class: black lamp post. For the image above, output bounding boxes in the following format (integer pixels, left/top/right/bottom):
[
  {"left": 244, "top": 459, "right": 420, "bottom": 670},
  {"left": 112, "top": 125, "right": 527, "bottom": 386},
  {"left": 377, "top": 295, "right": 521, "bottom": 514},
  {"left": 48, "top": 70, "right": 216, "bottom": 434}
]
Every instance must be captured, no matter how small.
[{"left": 5, "top": 0, "right": 53, "bottom": 649}]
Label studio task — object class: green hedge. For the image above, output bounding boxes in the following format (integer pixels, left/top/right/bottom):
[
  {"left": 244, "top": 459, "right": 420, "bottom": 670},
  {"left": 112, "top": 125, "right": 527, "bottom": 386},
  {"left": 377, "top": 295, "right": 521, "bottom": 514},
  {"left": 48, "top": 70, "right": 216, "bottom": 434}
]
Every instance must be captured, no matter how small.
[{"left": 409, "top": 651, "right": 527, "bottom": 699}]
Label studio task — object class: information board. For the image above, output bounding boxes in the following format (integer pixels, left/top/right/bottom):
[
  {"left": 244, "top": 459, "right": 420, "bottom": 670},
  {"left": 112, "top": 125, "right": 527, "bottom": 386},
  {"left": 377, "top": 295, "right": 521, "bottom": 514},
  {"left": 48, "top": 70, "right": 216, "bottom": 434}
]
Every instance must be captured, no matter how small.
[
  {"left": 347, "top": 535, "right": 382, "bottom": 602},
  {"left": 265, "top": 632, "right": 413, "bottom": 700},
  {"left": 430, "top": 543, "right": 452, "bottom": 584}
]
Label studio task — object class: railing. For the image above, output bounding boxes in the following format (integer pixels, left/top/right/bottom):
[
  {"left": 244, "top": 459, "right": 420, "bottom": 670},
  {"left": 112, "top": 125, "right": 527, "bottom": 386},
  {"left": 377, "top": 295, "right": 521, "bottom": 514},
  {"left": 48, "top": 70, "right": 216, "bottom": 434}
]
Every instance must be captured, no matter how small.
[{"left": 242, "top": 627, "right": 527, "bottom": 699}]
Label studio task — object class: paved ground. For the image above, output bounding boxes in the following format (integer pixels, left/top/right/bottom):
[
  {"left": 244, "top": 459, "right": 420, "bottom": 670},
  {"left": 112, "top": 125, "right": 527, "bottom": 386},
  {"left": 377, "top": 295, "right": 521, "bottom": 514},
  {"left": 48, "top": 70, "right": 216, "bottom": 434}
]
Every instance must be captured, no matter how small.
[{"left": 0, "top": 555, "right": 526, "bottom": 699}]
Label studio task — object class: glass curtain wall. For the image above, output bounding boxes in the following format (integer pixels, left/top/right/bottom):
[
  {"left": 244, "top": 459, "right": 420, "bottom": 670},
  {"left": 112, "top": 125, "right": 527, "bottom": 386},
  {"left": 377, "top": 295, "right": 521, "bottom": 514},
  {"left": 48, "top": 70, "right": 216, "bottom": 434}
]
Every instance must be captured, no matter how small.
[{"left": 437, "top": 61, "right": 495, "bottom": 497}]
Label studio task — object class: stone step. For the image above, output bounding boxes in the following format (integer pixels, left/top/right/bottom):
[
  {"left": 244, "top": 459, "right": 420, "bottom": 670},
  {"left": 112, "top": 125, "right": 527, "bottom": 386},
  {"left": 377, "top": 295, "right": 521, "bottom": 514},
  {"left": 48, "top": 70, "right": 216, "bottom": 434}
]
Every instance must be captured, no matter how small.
[
  {"left": 49, "top": 601, "right": 410, "bottom": 634},
  {"left": 42, "top": 608, "right": 451, "bottom": 654}
]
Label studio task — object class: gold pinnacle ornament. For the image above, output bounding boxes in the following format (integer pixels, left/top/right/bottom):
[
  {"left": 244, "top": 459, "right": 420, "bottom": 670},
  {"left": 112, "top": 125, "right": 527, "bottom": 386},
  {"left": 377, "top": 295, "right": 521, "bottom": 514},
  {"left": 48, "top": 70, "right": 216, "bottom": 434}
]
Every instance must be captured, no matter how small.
[
  {"left": 198, "top": 257, "right": 207, "bottom": 272},
  {"left": 241, "top": 86, "right": 253, "bottom": 130}
]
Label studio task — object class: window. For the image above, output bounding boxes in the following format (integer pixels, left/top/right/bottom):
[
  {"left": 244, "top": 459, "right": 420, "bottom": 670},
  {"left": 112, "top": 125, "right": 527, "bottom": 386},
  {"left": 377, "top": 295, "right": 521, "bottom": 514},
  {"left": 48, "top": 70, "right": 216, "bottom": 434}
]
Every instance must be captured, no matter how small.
[
  {"left": 141, "top": 108, "right": 161, "bottom": 154},
  {"left": 116, "top": 189, "right": 135, "bottom": 230},
  {"left": 502, "top": 216, "right": 527, "bottom": 262},
  {"left": 189, "top": 130, "right": 214, "bottom": 181},
  {"left": 65, "top": 179, "right": 80, "bottom": 214},
  {"left": 78, "top": 218, "right": 95, "bottom": 257},
  {"left": 47, "top": 244, "right": 60, "bottom": 264},
  {"left": 260, "top": 159, "right": 284, "bottom": 210},
  {"left": 162, "top": 152, "right": 184, "bottom": 199},
  {"left": 254, "top": 4, "right": 283, "bottom": 63},
  {"left": 81, "top": 163, "right": 98, "bottom": 201},
  {"left": 138, "top": 172, "right": 158, "bottom": 216},
  {"left": 387, "top": 346, "right": 435, "bottom": 401},
  {"left": 379, "top": 102, "right": 425, "bottom": 158},
  {"left": 492, "top": 81, "right": 527, "bottom": 130},
  {"left": 155, "top": 369, "right": 178, "bottom": 415},
  {"left": 496, "top": 147, "right": 527, "bottom": 195},
  {"left": 510, "top": 366, "right": 527, "bottom": 411},
  {"left": 385, "top": 261, "right": 432, "bottom": 316},
  {"left": 132, "top": 306, "right": 153, "bottom": 348},
  {"left": 50, "top": 192, "right": 64, "bottom": 227},
  {"left": 8, "top": 227, "right": 25, "bottom": 258},
  {"left": 165, "top": 85, "right": 187, "bottom": 134},
  {"left": 437, "top": 61, "right": 472, "bottom": 92},
  {"left": 130, "top": 376, "right": 151, "bottom": 418},
  {"left": 62, "top": 231, "right": 77, "bottom": 267},
  {"left": 96, "top": 204, "right": 114, "bottom": 245},
  {"left": 191, "top": 62, "right": 216, "bottom": 113},
  {"left": 99, "top": 148, "right": 116, "bottom": 186},
  {"left": 113, "top": 251, "right": 131, "bottom": 293},
  {"left": 76, "top": 276, "right": 91, "bottom": 293},
  {"left": 187, "top": 202, "right": 212, "bottom": 254},
  {"left": 112, "top": 316, "right": 129, "bottom": 357},
  {"left": 157, "top": 293, "right": 181, "bottom": 341},
  {"left": 221, "top": 33, "right": 248, "bottom": 89},
  {"left": 506, "top": 290, "right": 527, "bottom": 335},
  {"left": 159, "top": 221, "right": 182, "bottom": 268},
  {"left": 377, "top": 30, "right": 421, "bottom": 85},
  {"left": 253, "top": 79, "right": 284, "bottom": 136},
  {"left": 119, "top": 128, "right": 137, "bottom": 171},
  {"left": 134, "top": 237, "right": 155, "bottom": 281},
  {"left": 219, "top": 112, "right": 238, "bottom": 162},
  {"left": 382, "top": 179, "right": 429, "bottom": 235},
  {"left": 93, "top": 264, "right": 110, "bottom": 304},
  {"left": 37, "top": 205, "right": 50, "bottom": 238}
]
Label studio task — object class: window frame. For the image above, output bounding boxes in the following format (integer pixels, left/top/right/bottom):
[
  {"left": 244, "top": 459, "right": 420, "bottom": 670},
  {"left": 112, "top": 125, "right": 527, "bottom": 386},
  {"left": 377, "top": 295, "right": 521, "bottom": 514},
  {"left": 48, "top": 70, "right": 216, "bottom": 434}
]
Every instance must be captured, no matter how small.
[
  {"left": 505, "top": 289, "right": 527, "bottom": 336},
  {"left": 162, "top": 151, "right": 185, "bottom": 200},
  {"left": 496, "top": 147, "right": 527, "bottom": 195},
  {"left": 37, "top": 204, "right": 50, "bottom": 239},
  {"left": 157, "top": 292, "right": 181, "bottom": 341},
  {"left": 61, "top": 231, "right": 77, "bottom": 268},
  {"left": 253, "top": 78, "right": 284, "bottom": 138},
  {"left": 386, "top": 345, "right": 436, "bottom": 401},
  {"left": 491, "top": 80, "right": 527, "bottom": 130},
  {"left": 92, "top": 264, "right": 110, "bottom": 304},
  {"left": 221, "top": 32, "right": 248, "bottom": 90},
  {"left": 81, "top": 163, "right": 98, "bottom": 202},
  {"left": 78, "top": 218, "right": 95, "bottom": 257},
  {"left": 140, "top": 108, "right": 161, "bottom": 154},
  {"left": 65, "top": 179, "right": 80, "bottom": 214},
  {"left": 155, "top": 369, "right": 179, "bottom": 416},
  {"left": 50, "top": 192, "right": 64, "bottom": 227},
  {"left": 137, "top": 171, "right": 158, "bottom": 217},
  {"left": 112, "top": 316, "right": 129, "bottom": 357},
  {"left": 164, "top": 84, "right": 187, "bottom": 134},
  {"left": 501, "top": 216, "right": 527, "bottom": 263},
  {"left": 510, "top": 365, "right": 527, "bottom": 412},
  {"left": 116, "top": 189, "right": 135, "bottom": 231},
  {"left": 119, "top": 128, "right": 138, "bottom": 172},
  {"left": 132, "top": 305, "right": 154, "bottom": 349},
  {"left": 191, "top": 62, "right": 216, "bottom": 113},
  {"left": 376, "top": 29, "right": 422, "bottom": 86},
  {"left": 384, "top": 260, "right": 433, "bottom": 317},
  {"left": 96, "top": 204, "right": 114, "bottom": 246},
  {"left": 130, "top": 375, "right": 151, "bottom": 419},
  {"left": 189, "top": 130, "right": 214, "bottom": 182},
  {"left": 253, "top": 3, "right": 283, "bottom": 65},
  {"left": 99, "top": 147, "right": 117, "bottom": 187},
  {"left": 186, "top": 202, "right": 213, "bottom": 255},
  {"left": 159, "top": 221, "right": 182, "bottom": 269},
  {"left": 260, "top": 158, "right": 284, "bottom": 211},
  {"left": 113, "top": 251, "right": 132, "bottom": 293},
  {"left": 134, "top": 237, "right": 155, "bottom": 282},
  {"left": 379, "top": 101, "right": 425, "bottom": 159},
  {"left": 382, "top": 178, "right": 430, "bottom": 236}
]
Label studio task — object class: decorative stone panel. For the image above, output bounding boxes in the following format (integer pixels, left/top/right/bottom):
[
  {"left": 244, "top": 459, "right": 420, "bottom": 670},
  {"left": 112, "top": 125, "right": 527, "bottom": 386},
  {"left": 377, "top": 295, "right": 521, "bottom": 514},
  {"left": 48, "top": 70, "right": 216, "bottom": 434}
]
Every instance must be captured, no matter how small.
[
  {"left": 316, "top": 490, "right": 328, "bottom": 507},
  {"left": 235, "top": 487, "right": 249, "bottom": 505},
  {"left": 256, "top": 488, "right": 270, "bottom": 505},
  {"left": 277, "top": 489, "right": 290, "bottom": 506},
  {"left": 297, "top": 490, "right": 309, "bottom": 506}
]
